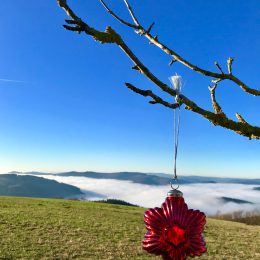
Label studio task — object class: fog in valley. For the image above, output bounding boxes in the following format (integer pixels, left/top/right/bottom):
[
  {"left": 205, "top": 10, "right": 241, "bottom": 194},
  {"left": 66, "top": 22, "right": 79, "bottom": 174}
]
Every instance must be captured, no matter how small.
[{"left": 36, "top": 175, "right": 260, "bottom": 215}]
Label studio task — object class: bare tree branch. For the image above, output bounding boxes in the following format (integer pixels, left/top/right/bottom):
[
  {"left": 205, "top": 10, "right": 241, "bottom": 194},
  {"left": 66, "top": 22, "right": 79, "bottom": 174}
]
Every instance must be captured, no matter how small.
[
  {"left": 57, "top": 0, "right": 260, "bottom": 139},
  {"left": 125, "top": 83, "right": 179, "bottom": 109},
  {"left": 146, "top": 32, "right": 260, "bottom": 96},
  {"left": 99, "top": 0, "right": 260, "bottom": 96}
]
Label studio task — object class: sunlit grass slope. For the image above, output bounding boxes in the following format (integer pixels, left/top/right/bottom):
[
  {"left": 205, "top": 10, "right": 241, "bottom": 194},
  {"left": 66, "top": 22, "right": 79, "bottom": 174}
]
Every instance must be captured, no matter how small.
[{"left": 0, "top": 197, "right": 259, "bottom": 259}]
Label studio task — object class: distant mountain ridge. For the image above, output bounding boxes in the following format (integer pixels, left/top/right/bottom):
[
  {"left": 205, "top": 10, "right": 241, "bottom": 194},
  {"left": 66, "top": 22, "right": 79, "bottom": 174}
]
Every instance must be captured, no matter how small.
[
  {"left": 0, "top": 174, "right": 92, "bottom": 199},
  {"left": 14, "top": 171, "right": 260, "bottom": 186}
]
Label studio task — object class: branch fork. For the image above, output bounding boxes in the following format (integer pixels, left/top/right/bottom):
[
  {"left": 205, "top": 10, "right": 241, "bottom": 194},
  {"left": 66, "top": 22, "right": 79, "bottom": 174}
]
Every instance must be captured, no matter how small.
[{"left": 57, "top": 0, "right": 260, "bottom": 139}]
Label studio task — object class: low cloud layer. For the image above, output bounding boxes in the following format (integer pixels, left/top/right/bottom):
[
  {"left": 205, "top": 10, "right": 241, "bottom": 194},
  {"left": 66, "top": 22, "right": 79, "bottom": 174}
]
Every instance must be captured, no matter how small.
[{"left": 37, "top": 175, "right": 260, "bottom": 215}]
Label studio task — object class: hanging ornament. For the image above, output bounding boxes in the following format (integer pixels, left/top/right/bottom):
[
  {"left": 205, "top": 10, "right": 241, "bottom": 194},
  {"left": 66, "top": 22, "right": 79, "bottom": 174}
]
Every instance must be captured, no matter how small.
[
  {"left": 143, "top": 189, "right": 207, "bottom": 260},
  {"left": 142, "top": 74, "right": 207, "bottom": 260}
]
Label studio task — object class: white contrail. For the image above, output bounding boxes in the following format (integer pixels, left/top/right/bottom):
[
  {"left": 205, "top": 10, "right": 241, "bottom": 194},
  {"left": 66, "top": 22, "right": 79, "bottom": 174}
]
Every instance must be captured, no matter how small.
[{"left": 0, "top": 78, "right": 25, "bottom": 83}]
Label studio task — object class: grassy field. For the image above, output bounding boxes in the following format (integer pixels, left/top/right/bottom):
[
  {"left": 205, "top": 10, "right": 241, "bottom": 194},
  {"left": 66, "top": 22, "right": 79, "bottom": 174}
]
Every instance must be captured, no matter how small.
[{"left": 0, "top": 197, "right": 259, "bottom": 259}]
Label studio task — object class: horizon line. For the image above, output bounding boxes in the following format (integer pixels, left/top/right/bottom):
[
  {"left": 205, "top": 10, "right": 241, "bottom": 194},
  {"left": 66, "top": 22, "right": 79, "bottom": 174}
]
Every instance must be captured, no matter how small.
[{"left": 0, "top": 170, "right": 259, "bottom": 180}]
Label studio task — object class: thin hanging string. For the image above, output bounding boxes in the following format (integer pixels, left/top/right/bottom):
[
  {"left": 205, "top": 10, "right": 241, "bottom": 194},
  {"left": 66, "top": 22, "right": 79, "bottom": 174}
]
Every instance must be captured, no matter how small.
[
  {"left": 173, "top": 106, "right": 181, "bottom": 180},
  {"left": 169, "top": 74, "right": 182, "bottom": 190}
]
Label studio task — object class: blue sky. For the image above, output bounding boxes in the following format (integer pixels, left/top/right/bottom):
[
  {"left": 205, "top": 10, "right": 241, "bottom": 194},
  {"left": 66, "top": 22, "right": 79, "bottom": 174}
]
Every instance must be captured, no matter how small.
[{"left": 0, "top": 0, "right": 259, "bottom": 178}]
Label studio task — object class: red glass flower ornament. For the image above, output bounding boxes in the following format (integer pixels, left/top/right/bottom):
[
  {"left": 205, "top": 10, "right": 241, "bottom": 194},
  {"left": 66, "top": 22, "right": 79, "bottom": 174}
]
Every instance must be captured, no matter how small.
[{"left": 143, "top": 190, "right": 206, "bottom": 260}]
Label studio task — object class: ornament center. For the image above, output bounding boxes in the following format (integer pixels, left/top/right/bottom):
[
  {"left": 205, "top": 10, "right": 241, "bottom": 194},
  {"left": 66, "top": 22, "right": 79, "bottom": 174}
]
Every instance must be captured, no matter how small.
[{"left": 165, "top": 225, "right": 187, "bottom": 247}]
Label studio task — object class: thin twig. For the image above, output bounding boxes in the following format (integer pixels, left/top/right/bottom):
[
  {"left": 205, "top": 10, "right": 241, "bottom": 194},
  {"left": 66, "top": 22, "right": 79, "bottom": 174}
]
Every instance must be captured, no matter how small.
[
  {"left": 169, "top": 59, "right": 177, "bottom": 66},
  {"left": 236, "top": 113, "right": 247, "bottom": 124},
  {"left": 227, "top": 57, "right": 234, "bottom": 74},
  {"left": 215, "top": 62, "right": 225, "bottom": 74},
  {"left": 123, "top": 0, "right": 140, "bottom": 26},
  {"left": 147, "top": 22, "right": 155, "bottom": 34},
  {"left": 99, "top": 0, "right": 139, "bottom": 29},
  {"left": 212, "top": 78, "right": 222, "bottom": 84},
  {"left": 208, "top": 85, "right": 224, "bottom": 115}
]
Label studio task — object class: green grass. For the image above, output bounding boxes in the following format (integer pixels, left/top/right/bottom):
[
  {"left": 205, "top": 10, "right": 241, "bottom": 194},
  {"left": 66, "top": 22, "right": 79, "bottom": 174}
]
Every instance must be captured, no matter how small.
[{"left": 0, "top": 197, "right": 259, "bottom": 259}]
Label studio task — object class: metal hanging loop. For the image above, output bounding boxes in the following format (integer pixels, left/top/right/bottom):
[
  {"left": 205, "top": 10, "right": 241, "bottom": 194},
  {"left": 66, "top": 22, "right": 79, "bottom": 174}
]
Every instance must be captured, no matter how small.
[{"left": 170, "top": 178, "right": 179, "bottom": 190}]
